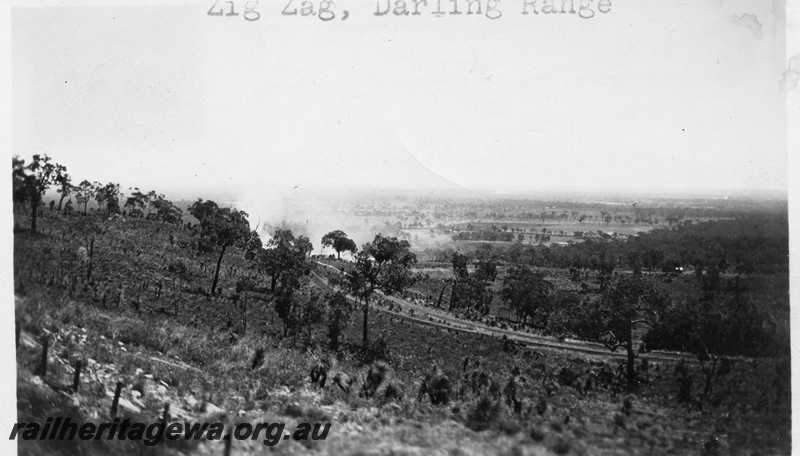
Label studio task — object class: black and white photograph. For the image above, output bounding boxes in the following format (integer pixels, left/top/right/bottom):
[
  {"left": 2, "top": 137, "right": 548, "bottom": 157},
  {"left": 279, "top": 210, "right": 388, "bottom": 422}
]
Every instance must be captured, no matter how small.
[{"left": 2, "top": 0, "right": 797, "bottom": 454}]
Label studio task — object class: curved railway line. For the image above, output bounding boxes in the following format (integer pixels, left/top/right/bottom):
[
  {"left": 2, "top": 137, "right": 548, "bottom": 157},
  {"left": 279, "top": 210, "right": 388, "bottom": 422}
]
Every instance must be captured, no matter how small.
[{"left": 310, "top": 261, "right": 695, "bottom": 365}]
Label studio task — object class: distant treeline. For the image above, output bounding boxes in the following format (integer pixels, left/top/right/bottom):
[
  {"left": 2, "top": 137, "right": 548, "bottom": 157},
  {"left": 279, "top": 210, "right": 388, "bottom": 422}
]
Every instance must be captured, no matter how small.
[
  {"left": 451, "top": 230, "right": 517, "bottom": 243},
  {"left": 428, "top": 215, "right": 788, "bottom": 274}
]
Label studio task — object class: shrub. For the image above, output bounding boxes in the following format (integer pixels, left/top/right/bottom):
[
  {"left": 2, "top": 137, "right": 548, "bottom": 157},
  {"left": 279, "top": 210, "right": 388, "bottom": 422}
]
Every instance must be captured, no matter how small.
[
  {"left": 675, "top": 359, "right": 693, "bottom": 403},
  {"left": 622, "top": 397, "right": 633, "bottom": 416},
  {"left": 533, "top": 397, "right": 547, "bottom": 416},
  {"left": 551, "top": 437, "right": 572, "bottom": 455},
  {"left": 251, "top": 347, "right": 266, "bottom": 370},
  {"left": 110, "top": 318, "right": 166, "bottom": 353},
  {"left": 497, "top": 419, "right": 523, "bottom": 436},
  {"left": 284, "top": 403, "right": 305, "bottom": 418},
  {"left": 613, "top": 413, "right": 626, "bottom": 428},
  {"left": 362, "top": 361, "right": 391, "bottom": 398},
  {"left": 466, "top": 396, "right": 503, "bottom": 432},
  {"left": 529, "top": 426, "right": 546, "bottom": 442},
  {"left": 382, "top": 382, "right": 404, "bottom": 403},
  {"left": 488, "top": 379, "right": 502, "bottom": 399},
  {"left": 557, "top": 366, "right": 579, "bottom": 387},
  {"left": 419, "top": 367, "right": 452, "bottom": 406}
]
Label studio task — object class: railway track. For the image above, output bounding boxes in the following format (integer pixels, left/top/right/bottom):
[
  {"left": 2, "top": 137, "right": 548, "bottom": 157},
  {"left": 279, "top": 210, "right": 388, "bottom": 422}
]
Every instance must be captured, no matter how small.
[{"left": 310, "top": 263, "right": 694, "bottom": 364}]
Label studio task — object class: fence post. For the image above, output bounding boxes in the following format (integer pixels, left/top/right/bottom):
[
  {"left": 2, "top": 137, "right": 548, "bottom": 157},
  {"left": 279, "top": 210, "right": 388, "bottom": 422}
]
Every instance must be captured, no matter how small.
[
  {"left": 72, "top": 360, "right": 82, "bottom": 393},
  {"left": 110, "top": 381, "right": 123, "bottom": 418},
  {"left": 223, "top": 426, "right": 232, "bottom": 456},
  {"left": 38, "top": 337, "right": 49, "bottom": 378}
]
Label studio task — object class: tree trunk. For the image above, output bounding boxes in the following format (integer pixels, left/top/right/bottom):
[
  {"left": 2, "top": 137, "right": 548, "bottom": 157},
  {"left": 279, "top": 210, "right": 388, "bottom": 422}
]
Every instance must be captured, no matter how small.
[
  {"left": 30, "top": 197, "right": 39, "bottom": 234},
  {"left": 626, "top": 340, "right": 636, "bottom": 387},
  {"left": 175, "top": 278, "right": 181, "bottom": 316},
  {"left": 703, "top": 356, "right": 718, "bottom": 400},
  {"left": 58, "top": 194, "right": 66, "bottom": 211},
  {"left": 449, "top": 280, "right": 458, "bottom": 311},
  {"left": 242, "top": 296, "right": 247, "bottom": 335},
  {"left": 337, "top": 250, "right": 341, "bottom": 260},
  {"left": 362, "top": 294, "right": 370, "bottom": 348},
  {"left": 211, "top": 246, "right": 226, "bottom": 296},
  {"left": 436, "top": 282, "right": 447, "bottom": 308},
  {"left": 86, "top": 238, "right": 95, "bottom": 282},
  {"left": 270, "top": 274, "right": 278, "bottom": 292}
]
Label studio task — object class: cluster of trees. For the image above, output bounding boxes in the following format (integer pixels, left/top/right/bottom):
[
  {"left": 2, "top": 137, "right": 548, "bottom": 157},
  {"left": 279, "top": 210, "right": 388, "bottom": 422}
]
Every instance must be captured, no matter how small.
[
  {"left": 345, "top": 234, "right": 417, "bottom": 347},
  {"left": 433, "top": 219, "right": 784, "bottom": 396},
  {"left": 451, "top": 230, "right": 516, "bottom": 243},
  {"left": 644, "top": 292, "right": 773, "bottom": 400},
  {"left": 269, "top": 229, "right": 418, "bottom": 352},
  {"left": 440, "top": 253, "right": 497, "bottom": 315},
  {"left": 125, "top": 188, "right": 183, "bottom": 224},
  {"left": 500, "top": 265, "right": 554, "bottom": 327},
  {"left": 320, "top": 230, "right": 357, "bottom": 259},
  {"left": 550, "top": 276, "right": 670, "bottom": 385},
  {"left": 12, "top": 154, "right": 67, "bottom": 233},
  {"left": 188, "top": 199, "right": 255, "bottom": 296},
  {"left": 434, "top": 215, "right": 788, "bottom": 280},
  {"left": 15, "top": 155, "right": 783, "bottom": 399},
  {"left": 344, "top": 195, "right": 783, "bottom": 232},
  {"left": 546, "top": 273, "right": 775, "bottom": 396},
  {"left": 12, "top": 155, "right": 185, "bottom": 232}
]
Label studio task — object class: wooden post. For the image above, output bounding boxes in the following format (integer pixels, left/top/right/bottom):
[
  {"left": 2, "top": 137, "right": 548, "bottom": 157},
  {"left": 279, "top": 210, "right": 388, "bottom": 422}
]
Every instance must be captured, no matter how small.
[
  {"left": 162, "top": 402, "right": 171, "bottom": 423},
  {"left": 223, "top": 427, "right": 232, "bottom": 456},
  {"left": 110, "top": 381, "right": 123, "bottom": 418},
  {"left": 38, "top": 337, "right": 49, "bottom": 378},
  {"left": 72, "top": 360, "right": 82, "bottom": 393}
]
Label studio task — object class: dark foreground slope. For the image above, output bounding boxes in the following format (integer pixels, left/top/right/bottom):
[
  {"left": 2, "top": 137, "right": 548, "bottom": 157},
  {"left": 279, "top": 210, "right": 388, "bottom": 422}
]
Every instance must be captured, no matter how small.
[{"left": 13, "top": 211, "right": 791, "bottom": 455}]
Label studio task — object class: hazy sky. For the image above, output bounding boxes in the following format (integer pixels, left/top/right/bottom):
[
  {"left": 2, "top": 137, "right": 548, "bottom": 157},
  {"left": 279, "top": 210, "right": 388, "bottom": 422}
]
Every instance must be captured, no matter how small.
[{"left": 11, "top": 0, "right": 788, "bottom": 197}]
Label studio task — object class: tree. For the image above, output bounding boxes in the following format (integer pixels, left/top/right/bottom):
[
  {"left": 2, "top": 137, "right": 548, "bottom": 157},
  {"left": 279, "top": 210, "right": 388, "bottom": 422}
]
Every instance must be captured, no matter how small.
[
  {"left": 188, "top": 199, "right": 251, "bottom": 296},
  {"left": 348, "top": 234, "right": 416, "bottom": 348},
  {"left": 321, "top": 230, "right": 358, "bottom": 260},
  {"left": 259, "top": 228, "right": 313, "bottom": 292},
  {"left": 124, "top": 188, "right": 149, "bottom": 218},
  {"left": 55, "top": 172, "right": 73, "bottom": 211},
  {"left": 242, "top": 230, "right": 263, "bottom": 261},
  {"left": 94, "top": 182, "right": 122, "bottom": 216},
  {"left": 15, "top": 154, "right": 67, "bottom": 233},
  {"left": 234, "top": 276, "right": 257, "bottom": 334},
  {"left": 554, "top": 275, "right": 669, "bottom": 386},
  {"left": 75, "top": 216, "right": 104, "bottom": 282},
  {"left": 275, "top": 288, "right": 299, "bottom": 337},
  {"left": 327, "top": 292, "right": 354, "bottom": 350},
  {"left": 151, "top": 194, "right": 183, "bottom": 225},
  {"left": 299, "top": 290, "right": 325, "bottom": 345},
  {"left": 12, "top": 157, "right": 29, "bottom": 213},
  {"left": 145, "top": 190, "right": 159, "bottom": 216},
  {"left": 500, "top": 265, "right": 554, "bottom": 326},
  {"left": 75, "top": 180, "right": 96, "bottom": 215},
  {"left": 645, "top": 293, "right": 771, "bottom": 401},
  {"left": 168, "top": 260, "right": 191, "bottom": 316},
  {"left": 449, "top": 253, "right": 497, "bottom": 314}
]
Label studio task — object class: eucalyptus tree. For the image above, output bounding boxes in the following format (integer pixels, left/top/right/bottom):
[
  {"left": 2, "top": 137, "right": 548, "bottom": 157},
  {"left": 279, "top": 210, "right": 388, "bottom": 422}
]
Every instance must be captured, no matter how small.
[
  {"left": 188, "top": 199, "right": 252, "bottom": 296},
  {"left": 13, "top": 154, "right": 67, "bottom": 233},
  {"left": 347, "top": 234, "right": 416, "bottom": 348},
  {"left": 321, "top": 230, "right": 358, "bottom": 259}
]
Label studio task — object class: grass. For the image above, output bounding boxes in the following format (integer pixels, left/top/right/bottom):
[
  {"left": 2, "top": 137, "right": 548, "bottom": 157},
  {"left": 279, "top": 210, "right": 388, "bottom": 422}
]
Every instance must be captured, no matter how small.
[{"left": 12, "top": 211, "right": 792, "bottom": 455}]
